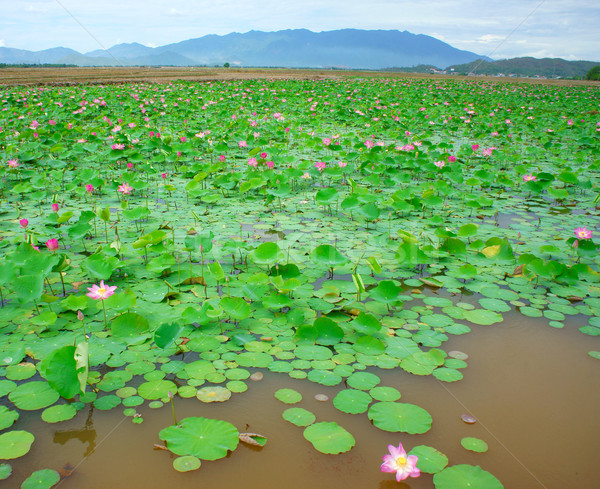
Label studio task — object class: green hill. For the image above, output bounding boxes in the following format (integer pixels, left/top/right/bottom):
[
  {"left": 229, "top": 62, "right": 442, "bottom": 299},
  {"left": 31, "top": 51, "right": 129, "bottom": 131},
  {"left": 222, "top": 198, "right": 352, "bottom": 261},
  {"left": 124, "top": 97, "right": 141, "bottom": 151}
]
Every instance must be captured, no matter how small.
[{"left": 447, "top": 57, "right": 599, "bottom": 78}]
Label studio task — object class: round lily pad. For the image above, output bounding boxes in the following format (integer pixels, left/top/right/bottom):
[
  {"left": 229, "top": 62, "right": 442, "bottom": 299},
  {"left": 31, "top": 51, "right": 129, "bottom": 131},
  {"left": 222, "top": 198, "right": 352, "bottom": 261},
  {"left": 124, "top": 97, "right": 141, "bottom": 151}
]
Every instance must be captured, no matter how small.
[
  {"left": 0, "top": 463, "right": 11, "bottom": 480},
  {"left": 369, "top": 386, "right": 401, "bottom": 402},
  {"left": 0, "top": 380, "right": 17, "bottom": 398},
  {"left": 461, "top": 437, "right": 488, "bottom": 453},
  {"left": 9, "top": 382, "right": 60, "bottom": 411},
  {"left": 93, "top": 395, "right": 122, "bottom": 411},
  {"left": 138, "top": 380, "right": 177, "bottom": 400},
  {"left": 41, "top": 404, "right": 77, "bottom": 423},
  {"left": 196, "top": 386, "right": 231, "bottom": 402},
  {"left": 159, "top": 416, "right": 239, "bottom": 461},
  {"left": 21, "top": 469, "right": 60, "bottom": 489},
  {"left": 433, "top": 368, "right": 463, "bottom": 382},
  {"left": 408, "top": 445, "right": 449, "bottom": 474},
  {"left": 0, "top": 430, "right": 34, "bottom": 459},
  {"left": 333, "top": 389, "right": 372, "bottom": 414},
  {"left": 0, "top": 406, "right": 19, "bottom": 430},
  {"left": 226, "top": 380, "right": 247, "bottom": 393},
  {"left": 282, "top": 407, "right": 316, "bottom": 427},
  {"left": 368, "top": 402, "right": 432, "bottom": 434},
  {"left": 307, "top": 369, "right": 342, "bottom": 386},
  {"left": 303, "top": 422, "right": 355, "bottom": 454},
  {"left": 149, "top": 401, "right": 164, "bottom": 409},
  {"left": 433, "top": 464, "right": 503, "bottom": 489},
  {"left": 347, "top": 371, "right": 380, "bottom": 390},
  {"left": 173, "top": 456, "right": 201, "bottom": 472},
  {"left": 463, "top": 309, "right": 503, "bottom": 326},
  {"left": 5, "top": 363, "right": 36, "bottom": 381},
  {"left": 274, "top": 388, "right": 302, "bottom": 404}
]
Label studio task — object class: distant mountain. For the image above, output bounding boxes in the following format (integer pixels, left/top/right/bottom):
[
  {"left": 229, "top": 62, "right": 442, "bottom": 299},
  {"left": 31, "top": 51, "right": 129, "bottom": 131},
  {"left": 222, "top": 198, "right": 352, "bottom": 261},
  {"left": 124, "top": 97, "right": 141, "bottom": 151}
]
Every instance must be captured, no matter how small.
[
  {"left": 0, "top": 29, "right": 489, "bottom": 69},
  {"left": 447, "top": 57, "right": 599, "bottom": 78}
]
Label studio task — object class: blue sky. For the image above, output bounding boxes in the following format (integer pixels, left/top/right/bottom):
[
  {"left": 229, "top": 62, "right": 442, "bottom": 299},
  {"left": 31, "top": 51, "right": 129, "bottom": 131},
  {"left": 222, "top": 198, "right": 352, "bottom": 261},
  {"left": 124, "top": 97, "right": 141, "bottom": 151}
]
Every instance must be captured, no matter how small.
[{"left": 1, "top": 0, "right": 599, "bottom": 61}]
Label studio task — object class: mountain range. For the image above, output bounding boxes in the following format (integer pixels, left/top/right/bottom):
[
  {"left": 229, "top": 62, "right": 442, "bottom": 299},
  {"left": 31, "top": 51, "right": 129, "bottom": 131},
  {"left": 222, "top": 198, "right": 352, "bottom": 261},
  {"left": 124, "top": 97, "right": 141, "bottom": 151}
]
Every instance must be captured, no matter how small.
[{"left": 0, "top": 29, "right": 489, "bottom": 69}]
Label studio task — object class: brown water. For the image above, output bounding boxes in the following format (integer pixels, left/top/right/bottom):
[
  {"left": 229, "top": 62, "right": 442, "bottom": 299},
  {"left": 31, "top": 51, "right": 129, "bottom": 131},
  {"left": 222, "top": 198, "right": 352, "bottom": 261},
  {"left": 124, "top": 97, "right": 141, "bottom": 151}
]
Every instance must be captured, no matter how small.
[{"left": 7, "top": 312, "right": 600, "bottom": 489}]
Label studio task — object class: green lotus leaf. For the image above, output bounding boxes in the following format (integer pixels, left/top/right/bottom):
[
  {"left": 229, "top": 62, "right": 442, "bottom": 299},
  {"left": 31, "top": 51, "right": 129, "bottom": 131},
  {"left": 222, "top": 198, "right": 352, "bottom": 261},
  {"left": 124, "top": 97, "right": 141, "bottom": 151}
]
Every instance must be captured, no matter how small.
[
  {"left": 41, "top": 404, "right": 77, "bottom": 423},
  {"left": 368, "top": 402, "right": 432, "bottom": 434},
  {"left": 138, "top": 380, "right": 177, "bottom": 400},
  {"left": 196, "top": 386, "right": 231, "bottom": 402},
  {"left": 433, "top": 464, "right": 503, "bottom": 489},
  {"left": 282, "top": 407, "right": 316, "bottom": 427},
  {"left": 9, "top": 382, "right": 60, "bottom": 411},
  {"left": 159, "top": 416, "right": 239, "bottom": 460},
  {"left": 310, "top": 244, "right": 350, "bottom": 268},
  {"left": 408, "top": 445, "right": 449, "bottom": 474},
  {"left": 461, "top": 437, "right": 489, "bottom": 453},
  {"left": 154, "top": 322, "right": 183, "bottom": 349},
  {"left": 111, "top": 312, "right": 150, "bottom": 338},
  {"left": 39, "top": 345, "right": 83, "bottom": 399},
  {"left": 274, "top": 388, "right": 302, "bottom": 404},
  {"left": 333, "top": 389, "right": 372, "bottom": 414},
  {"left": 0, "top": 430, "right": 34, "bottom": 459},
  {"left": 173, "top": 456, "right": 201, "bottom": 472},
  {"left": 303, "top": 422, "right": 355, "bottom": 454},
  {"left": 0, "top": 406, "right": 19, "bottom": 431},
  {"left": 0, "top": 463, "right": 11, "bottom": 480},
  {"left": 347, "top": 371, "right": 380, "bottom": 390},
  {"left": 21, "top": 469, "right": 60, "bottom": 489}
]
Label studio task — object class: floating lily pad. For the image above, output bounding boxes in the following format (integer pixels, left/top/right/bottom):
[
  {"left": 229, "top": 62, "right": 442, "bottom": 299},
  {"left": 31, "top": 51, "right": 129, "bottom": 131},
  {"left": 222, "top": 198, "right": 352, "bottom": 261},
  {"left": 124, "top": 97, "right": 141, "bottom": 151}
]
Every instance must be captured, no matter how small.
[
  {"left": 0, "top": 463, "right": 11, "bottom": 480},
  {"left": 368, "top": 402, "right": 432, "bottom": 434},
  {"left": 333, "top": 389, "right": 372, "bottom": 414},
  {"left": 347, "top": 371, "right": 380, "bottom": 390},
  {"left": 138, "top": 380, "right": 177, "bottom": 400},
  {"left": 461, "top": 437, "right": 488, "bottom": 453},
  {"left": 408, "top": 445, "right": 449, "bottom": 474},
  {"left": 303, "top": 422, "right": 355, "bottom": 454},
  {"left": 0, "top": 430, "right": 34, "bottom": 459},
  {"left": 274, "top": 388, "right": 302, "bottom": 404},
  {"left": 159, "top": 416, "right": 239, "bottom": 460},
  {"left": 282, "top": 407, "right": 316, "bottom": 427},
  {"left": 173, "top": 456, "right": 201, "bottom": 472},
  {"left": 369, "top": 386, "right": 401, "bottom": 402},
  {"left": 433, "top": 464, "right": 503, "bottom": 489},
  {"left": 9, "top": 382, "right": 60, "bottom": 411},
  {"left": 196, "top": 386, "right": 231, "bottom": 402},
  {"left": 41, "top": 404, "right": 77, "bottom": 423},
  {"left": 21, "top": 469, "right": 60, "bottom": 489},
  {"left": 0, "top": 406, "right": 19, "bottom": 430}
]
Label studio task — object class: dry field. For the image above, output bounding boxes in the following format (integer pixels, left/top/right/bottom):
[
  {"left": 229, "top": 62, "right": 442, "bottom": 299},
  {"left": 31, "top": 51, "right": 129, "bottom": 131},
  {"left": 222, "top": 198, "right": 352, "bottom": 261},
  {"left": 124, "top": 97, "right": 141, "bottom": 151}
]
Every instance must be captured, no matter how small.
[{"left": 0, "top": 66, "right": 597, "bottom": 86}]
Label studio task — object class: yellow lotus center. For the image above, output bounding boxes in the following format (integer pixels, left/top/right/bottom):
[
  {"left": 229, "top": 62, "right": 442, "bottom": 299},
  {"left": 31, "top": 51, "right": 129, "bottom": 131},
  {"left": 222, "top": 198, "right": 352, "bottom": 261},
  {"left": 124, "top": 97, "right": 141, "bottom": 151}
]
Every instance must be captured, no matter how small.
[
  {"left": 98, "top": 287, "right": 106, "bottom": 296},
  {"left": 396, "top": 456, "right": 407, "bottom": 466}
]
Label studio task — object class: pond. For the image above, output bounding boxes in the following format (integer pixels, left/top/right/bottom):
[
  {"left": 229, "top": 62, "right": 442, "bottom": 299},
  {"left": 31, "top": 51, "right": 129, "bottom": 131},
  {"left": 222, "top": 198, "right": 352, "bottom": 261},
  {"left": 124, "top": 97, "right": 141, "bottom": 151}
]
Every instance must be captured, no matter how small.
[{"left": 6, "top": 310, "right": 599, "bottom": 489}]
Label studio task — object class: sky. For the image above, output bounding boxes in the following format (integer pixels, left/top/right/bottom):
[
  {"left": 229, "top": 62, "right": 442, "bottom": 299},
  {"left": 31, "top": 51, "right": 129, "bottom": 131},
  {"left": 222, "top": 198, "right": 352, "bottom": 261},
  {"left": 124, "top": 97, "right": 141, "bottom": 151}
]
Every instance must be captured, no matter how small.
[{"left": 1, "top": 0, "right": 599, "bottom": 61}]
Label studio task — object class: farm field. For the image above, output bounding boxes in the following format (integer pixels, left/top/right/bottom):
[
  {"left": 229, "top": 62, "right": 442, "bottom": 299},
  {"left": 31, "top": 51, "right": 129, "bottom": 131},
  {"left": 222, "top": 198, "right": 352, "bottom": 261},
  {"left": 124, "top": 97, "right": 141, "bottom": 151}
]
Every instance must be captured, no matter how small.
[{"left": 0, "top": 71, "right": 599, "bottom": 489}]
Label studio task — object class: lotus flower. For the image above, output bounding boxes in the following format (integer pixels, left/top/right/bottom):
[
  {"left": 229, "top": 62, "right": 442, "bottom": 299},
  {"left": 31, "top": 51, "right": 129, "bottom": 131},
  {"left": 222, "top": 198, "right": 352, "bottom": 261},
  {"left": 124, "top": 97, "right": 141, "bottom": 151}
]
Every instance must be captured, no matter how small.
[
  {"left": 19, "top": 218, "right": 28, "bottom": 228},
  {"left": 381, "top": 443, "right": 420, "bottom": 481},
  {"left": 86, "top": 280, "right": 117, "bottom": 300},
  {"left": 574, "top": 227, "right": 592, "bottom": 240},
  {"left": 118, "top": 182, "right": 133, "bottom": 195},
  {"left": 46, "top": 238, "right": 59, "bottom": 251}
]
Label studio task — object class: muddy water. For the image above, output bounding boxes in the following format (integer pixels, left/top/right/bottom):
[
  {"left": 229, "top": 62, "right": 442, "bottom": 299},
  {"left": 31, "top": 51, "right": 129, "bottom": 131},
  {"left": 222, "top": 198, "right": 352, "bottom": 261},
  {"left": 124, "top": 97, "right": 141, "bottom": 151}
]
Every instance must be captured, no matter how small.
[{"left": 8, "top": 313, "right": 600, "bottom": 489}]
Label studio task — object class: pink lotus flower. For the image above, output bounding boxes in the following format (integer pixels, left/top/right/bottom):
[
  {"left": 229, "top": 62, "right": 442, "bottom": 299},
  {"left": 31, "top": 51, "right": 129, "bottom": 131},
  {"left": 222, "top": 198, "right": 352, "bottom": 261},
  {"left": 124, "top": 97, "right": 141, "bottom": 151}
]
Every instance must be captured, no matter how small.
[
  {"left": 364, "top": 140, "right": 375, "bottom": 149},
  {"left": 52, "top": 203, "right": 59, "bottom": 212},
  {"left": 85, "top": 184, "right": 94, "bottom": 193},
  {"left": 338, "top": 161, "right": 347, "bottom": 168},
  {"left": 46, "top": 238, "right": 59, "bottom": 251},
  {"left": 434, "top": 160, "right": 445, "bottom": 169},
  {"left": 266, "top": 161, "right": 274, "bottom": 169},
  {"left": 126, "top": 162, "right": 133, "bottom": 169},
  {"left": 260, "top": 152, "right": 268, "bottom": 159},
  {"left": 301, "top": 173, "right": 311, "bottom": 179},
  {"left": 448, "top": 155, "right": 456, "bottom": 163},
  {"left": 472, "top": 144, "right": 479, "bottom": 152},
  {"left": 219, "top": 155, "right": 226, "bottom": 162},
  {"left": 238, "top": 140, "right": 248, "bottom": 148},
  {"left": 161, "top": 173, "right": 167, "bottom": 179},
  {"left": 19, "top": 218, "right": 28, "bottom": 228},
  {"left": 7, "top": 159, "right": 19, "bottom": 168},
  {"left": 111, "top": 143, "right": 125, "bottom": 150},
  {"left": 248, "top": 157, "right": 258, "bottom": 168},
  {"left": 118, "top": 182, "right": 133, "bottom": 195},
  {"left": 322, "top": 138, "right": 332, "bottom": 146},
  {"left": 574, "top": 227, "right": 592, "bottom": 240},
  {"left": 381, "top": 443, "right": 420, "bottom": 481},
  {"left": 314, "top": 162, "right": 326, "bottom": 172},
  {"left": 523, "top": 174, "right": 536, "bottom": 182},
  {"left": 86, "top": 280, "right": 117, "bottom": 300}
]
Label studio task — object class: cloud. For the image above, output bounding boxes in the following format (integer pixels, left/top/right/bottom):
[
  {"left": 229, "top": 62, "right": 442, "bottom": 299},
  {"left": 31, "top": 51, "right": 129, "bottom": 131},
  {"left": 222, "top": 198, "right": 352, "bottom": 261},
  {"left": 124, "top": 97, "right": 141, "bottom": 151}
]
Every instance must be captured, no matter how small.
[
  {"left": 0, "top": 40, "right": 4, "bottom": 47},
  {"left": 165, "top": 8, "right": 186, "bottom": 17}
]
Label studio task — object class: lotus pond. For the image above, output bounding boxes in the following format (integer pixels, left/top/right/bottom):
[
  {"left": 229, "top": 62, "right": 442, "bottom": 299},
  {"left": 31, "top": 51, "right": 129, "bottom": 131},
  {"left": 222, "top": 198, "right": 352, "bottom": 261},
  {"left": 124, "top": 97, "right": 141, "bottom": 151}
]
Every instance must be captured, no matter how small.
[{"left": 0, "top": 76, "right": 599, "bottom": 489}]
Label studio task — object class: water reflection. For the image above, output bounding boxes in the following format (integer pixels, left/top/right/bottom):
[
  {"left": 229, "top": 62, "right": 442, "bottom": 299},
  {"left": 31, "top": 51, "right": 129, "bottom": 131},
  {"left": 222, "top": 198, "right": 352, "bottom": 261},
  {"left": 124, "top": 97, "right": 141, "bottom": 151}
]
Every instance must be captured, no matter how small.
[{"left": 54, "top": 405, "right": 97, "bottom": 457}]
